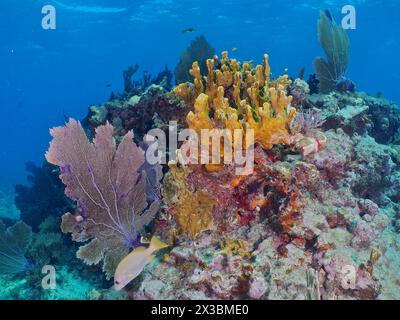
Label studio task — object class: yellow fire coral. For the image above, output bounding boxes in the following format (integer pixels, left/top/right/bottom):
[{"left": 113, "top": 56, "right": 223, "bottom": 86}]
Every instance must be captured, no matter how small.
[
  {"left": 162, "top": 164, "right": 215, "bottom": 239},
  {"left": 220, "top": 237, "right": 252, "bottom": 258},
  {"left": 175, "top": 188, "right": 215, "bottom": 239},
  {"left": 173, "top": 51, "right": 296, "bottom": 170}
]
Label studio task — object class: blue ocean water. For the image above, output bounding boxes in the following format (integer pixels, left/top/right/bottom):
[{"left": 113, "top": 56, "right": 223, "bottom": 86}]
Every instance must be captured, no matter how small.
[{"left": 0, "top": 0, "right": 399, "bottom": 185}]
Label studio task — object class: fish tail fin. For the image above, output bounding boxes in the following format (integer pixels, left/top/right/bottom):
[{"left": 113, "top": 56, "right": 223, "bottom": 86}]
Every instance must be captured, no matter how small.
[{"left": 149, "top": 236, "right": 168, "bottom": 252}]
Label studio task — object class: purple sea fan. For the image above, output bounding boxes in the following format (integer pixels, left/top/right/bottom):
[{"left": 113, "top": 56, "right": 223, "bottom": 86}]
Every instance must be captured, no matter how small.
[{"left": 45, "top": 119, "right": 161, "bottom": 279}]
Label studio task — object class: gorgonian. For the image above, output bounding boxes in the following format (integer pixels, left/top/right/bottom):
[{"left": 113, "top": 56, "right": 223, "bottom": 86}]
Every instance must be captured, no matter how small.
[{"left": 46, "top": 119, "right": 161, "bottom": 278}]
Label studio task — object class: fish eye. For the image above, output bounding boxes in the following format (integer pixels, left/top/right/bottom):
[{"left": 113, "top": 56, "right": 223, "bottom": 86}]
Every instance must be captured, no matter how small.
[{"left": 115, "top": 281, "right": 120, "bottom": 285}]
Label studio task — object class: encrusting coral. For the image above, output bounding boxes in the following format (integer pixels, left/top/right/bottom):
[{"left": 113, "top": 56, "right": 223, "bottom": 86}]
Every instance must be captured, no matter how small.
[
  {"left": 45, "top": 119, "right": 162, "bottom": 279},
  {"left": 173, "top": 51, "right": 296, "bottom": 171},
  {"left": 162, "top": 165, "right": 215, "bottom": 239}
]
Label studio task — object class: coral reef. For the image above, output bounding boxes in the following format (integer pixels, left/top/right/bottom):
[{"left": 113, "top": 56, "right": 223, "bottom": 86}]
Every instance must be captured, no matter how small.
[
  {"left": 308, "top": 91, "right": 400, "bottom": 144},
  {"left": 6, "top": 43, "right": 400, "bottom": 300},
  {"left": 121, "top": 64, "right": 173, "bottom": 97},
  {"left": 84, "top": 85, "right": 188, "bottom": 142},
  {"left": 45, "top": 119, "right": 162, "bottom": 279},
  {"left": 132, "top": 120, "right": 398, "bottom": 300},
  {"left": 127, "top": 52, "right": 400, "bottom": 299},
  {"left": 289, "top": 78, "right": 310, "bottom": 108}
]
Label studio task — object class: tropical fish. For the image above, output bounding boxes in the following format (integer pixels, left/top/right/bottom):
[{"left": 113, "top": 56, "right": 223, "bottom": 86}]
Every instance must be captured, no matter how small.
[
  {"left": 114, "top": 236, "right": 168, "bottom": 291},
  {"left": 231, "top": 47, "right": 237, "bottom": 51},
  {"left": 182, "top": 28, "right": 195, "bottom": 33}
]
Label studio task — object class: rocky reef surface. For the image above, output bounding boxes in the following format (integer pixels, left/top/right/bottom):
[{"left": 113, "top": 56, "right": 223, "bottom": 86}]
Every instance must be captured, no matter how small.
[
  {"left": 127, "top": 91, "right": 400, "bottom": 300},
  {"left": 2, "top": 53, "right": 400, "bottom": 300},
  {"left": 81, "top": 55, "right": 400, "bottom": 300}
]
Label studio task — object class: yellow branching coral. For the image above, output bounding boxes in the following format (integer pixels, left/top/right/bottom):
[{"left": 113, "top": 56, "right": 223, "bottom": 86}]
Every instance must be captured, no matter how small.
[
  {"left": 162, "top": 164, "right": 215, "bottom": 239},
  {"left": 173, "top": 51, "right": 296, "bottom": 160}
]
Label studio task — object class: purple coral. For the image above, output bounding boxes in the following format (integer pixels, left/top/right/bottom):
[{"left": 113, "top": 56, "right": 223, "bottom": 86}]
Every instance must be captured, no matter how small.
[
  {"left": 336, "top": 76, "right": 356, "bottom": 93},
  {"left": 45, "top": 119, "right": 161, "bottom": 278},
  {"left": 293, "top": 108, "right": 326, "bottom": 136}
]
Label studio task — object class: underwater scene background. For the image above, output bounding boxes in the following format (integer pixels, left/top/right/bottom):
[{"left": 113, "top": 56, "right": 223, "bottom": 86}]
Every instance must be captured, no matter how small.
[{"left": 0, "top": 0, "right": 400, "bottom": 300}]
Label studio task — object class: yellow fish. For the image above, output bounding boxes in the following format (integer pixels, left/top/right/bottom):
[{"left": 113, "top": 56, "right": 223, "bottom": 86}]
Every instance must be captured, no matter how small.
[{"left": 114, "top": 236, "right": 168, "bottom": 291}]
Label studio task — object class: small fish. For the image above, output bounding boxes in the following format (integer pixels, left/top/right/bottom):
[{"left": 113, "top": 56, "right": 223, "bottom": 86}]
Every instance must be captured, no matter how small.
[
  {"left": 114, "top": 236, "right": 168, "bottom": 291},
  {"left": 105, "top": 84, "right": 111, "bottom": 88},
  {"left": 231, "top": 47, "right": 237, "bottom": 51},
  {"left": 182, "top": 28, "right": 195, "bottom": 33}
]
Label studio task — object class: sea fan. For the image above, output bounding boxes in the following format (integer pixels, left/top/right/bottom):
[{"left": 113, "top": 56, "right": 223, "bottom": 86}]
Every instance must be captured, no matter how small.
[
  {"left": 0, "top": 221, "right": 32, "bottom": 275},
  {"left": 45, "top": 119, "right": 161, "bottom": 279},
  {"left": 175, "top": 35, "right": 215, "bottom": 84},
  {"left": 314, "top": 11, "right": 350, "bottom": 93}
]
